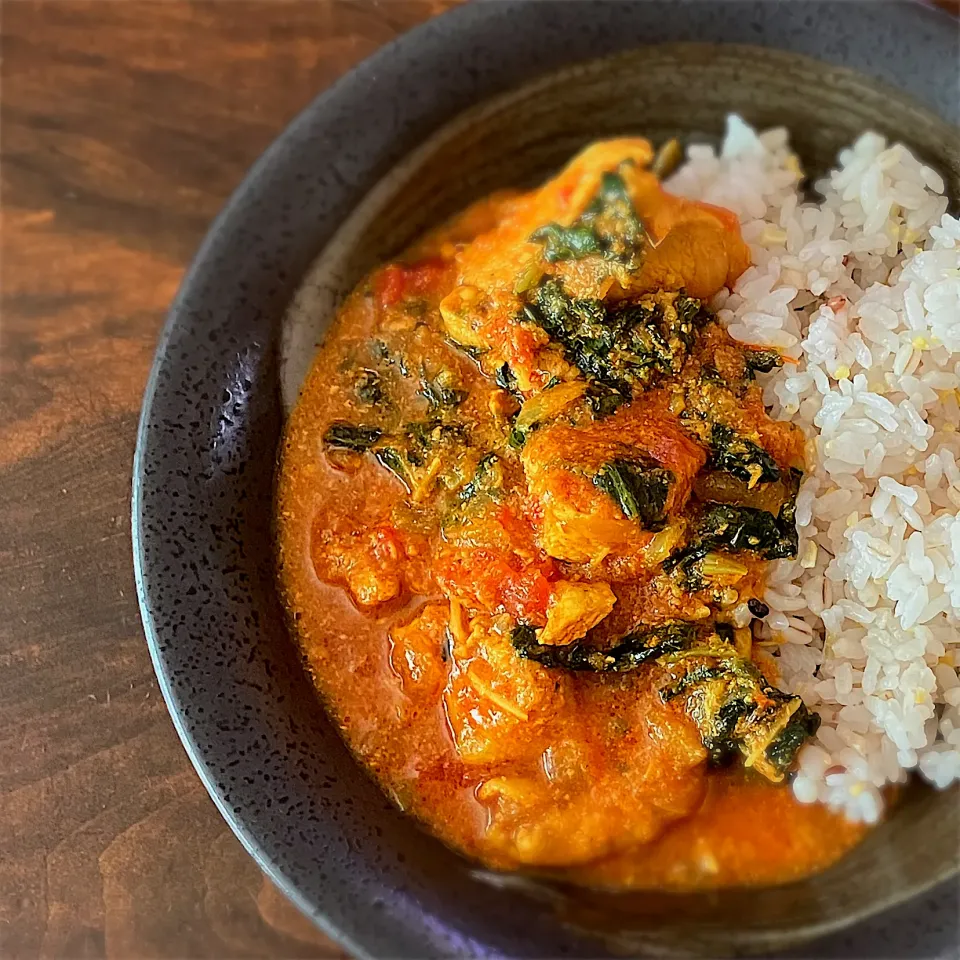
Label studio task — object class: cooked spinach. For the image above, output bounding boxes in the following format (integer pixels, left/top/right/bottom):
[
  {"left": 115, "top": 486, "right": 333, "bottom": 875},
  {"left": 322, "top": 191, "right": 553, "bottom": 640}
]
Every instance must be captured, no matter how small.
[
  {"left": 714, "top": 622, "right": 735, "bottom": 645},
  {"left": 530, "top": 223, "right": 602, "bottom": 262},
  {"left": 764, "top": 703, "right": 821, "bottom": 776},
  {"left": 743, "top": 348, "right": 785, "bottom": 376},
  {"left": 419, "top": 369, "right": 467, "bottom": 411},
  {"left": 355, "top": 369, "right": 384, "bottom": 405},
  {"left": 323, "top": 422, "right": 382, "bottom": 452},
  {"left": 374, "top": 447, "right": 412, "bottom": 490},
  {"left": 507, "top": 426, "right": 528, "bottom": 450},
  {"left": 402, "top": 419, "right": 468, "bottom": 467},
  {"left": 522, "top": 280, "right": 705, "bottom": 400},
  {"left": 459, "top": 453, "right": 501, "bottom": 502},
  {"left": 660, "top": 642, "right": 819, "bottom": 780},
  {"left": 324, "top": 411, "right": 468, "bottom": 499},
  {"left": 495, "top": 363, "right": 521, "bottom": 398},
  {"left": 661, "top": 544, "right": 710, "bottom": 591},
  {"left": 530, "top": 169, "right": 644, "bottom": 264},
  {"left": 661, "top": 662, "right": 752, "bottom": 766},
  {"left": 664, "top": 487, "right": 800, "bottom": 591},
  {"left": 370, "top": 339, "right": 410, "bottom": 377},
  {"left": 707, "top": 422, "right": 782, "bottom": 485},
  {"left": 584, "top": 382, "right": 629, "bottom": 418},
  {"left": 512, "top": 621, "right": 694, "bottom": 673},
  {"left": 696, "top": 502, "right": 798, "bottom": 559},
  {"left": 699, "top": 365, "right": 728, "bottom": 387},
  {"left": 594, "top": 458, "right": 674, "bottom": 530},
  {"left": 513, "top": 614, "right": 817, "bottom": 779}
]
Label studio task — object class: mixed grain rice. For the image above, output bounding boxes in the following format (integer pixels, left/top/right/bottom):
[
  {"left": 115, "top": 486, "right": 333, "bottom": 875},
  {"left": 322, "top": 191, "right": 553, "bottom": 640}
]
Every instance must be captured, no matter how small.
[{"left": 667, "top": 116, "right": 960, "bottom": 821}]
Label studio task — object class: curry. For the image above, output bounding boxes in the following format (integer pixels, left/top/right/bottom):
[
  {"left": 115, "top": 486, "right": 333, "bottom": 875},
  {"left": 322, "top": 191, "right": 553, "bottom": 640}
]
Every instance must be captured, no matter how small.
[{"left": 277, "top": 138, "right": 866, "bottom": 889}]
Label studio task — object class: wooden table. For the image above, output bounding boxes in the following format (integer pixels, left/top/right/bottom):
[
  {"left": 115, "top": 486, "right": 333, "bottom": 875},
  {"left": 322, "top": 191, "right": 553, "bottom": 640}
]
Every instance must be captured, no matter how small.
[{"left": 0, "top": 3, "right": 450, "bottom": 956}]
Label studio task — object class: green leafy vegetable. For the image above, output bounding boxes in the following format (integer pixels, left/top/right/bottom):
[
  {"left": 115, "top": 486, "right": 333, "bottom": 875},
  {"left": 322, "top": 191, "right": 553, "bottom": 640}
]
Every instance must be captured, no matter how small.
[
  {"left": 663, "top": 482, "right": 801, "bottom": 590},
  {"left": 707, "top": 422, "right": 782, "bottom": 485},
  {"left": 512, "top": 621, "right": 694, "bottom": 673},
  {"left": 459, "top": 453, "right": 501, "bottom": 503},
  {"left": 512, "top": 617, "right": 819, "bottom": 779},
  {"left": 661, "top": 647, "right": 820, "bottom": 780},
  {"left": 522, "top": 280, "right": 705, "bottom": 400},
  {"left": 370, "top": 339, "right": 410, "bottom": 377},
  {"left": 507, "top": 426, "right": 528, "bottom": 450},
  {"left": 594, "top": 458, "right": 674, "bottom": 531},
  {"left": 765, "top": 704, "right": 822, "bottom": 776},
  {"left": 402, "top": 419, "right": 468, "bottom": 467},
  {"left": 355, "top": 369, "right": 384, "bottom": 405},
  {"left": 743, "top": 348, "right": 785, "bottom": 376},
  {"left": 495, "top": 363, "right": 521, "bottom": 397},
  {"left": 374, "top": 448, "right": 412, "bottom": 490},
  {"left": 584, "top": 383, "right": 629, "bottom": 418},
  {"left": 323, "top": 422, "right": 382, "bottom": 452},
  {"left": 419, "top": 368, "right": 467, "bottom": 411},
  {"left": 529, "top": 168, "right": 644, "bottom": 264},
  {"left": 529, "top": 223, "right": 602, "bottom": 262},
  {"left": 696, "top": 502, "right": 798, "bottom": 559}
]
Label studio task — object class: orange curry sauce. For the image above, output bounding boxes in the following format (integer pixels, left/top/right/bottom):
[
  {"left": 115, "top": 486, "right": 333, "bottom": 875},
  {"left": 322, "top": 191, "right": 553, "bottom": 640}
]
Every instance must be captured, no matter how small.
[{"left": 277, "top": 139, "right": 866, "bottom": 889}]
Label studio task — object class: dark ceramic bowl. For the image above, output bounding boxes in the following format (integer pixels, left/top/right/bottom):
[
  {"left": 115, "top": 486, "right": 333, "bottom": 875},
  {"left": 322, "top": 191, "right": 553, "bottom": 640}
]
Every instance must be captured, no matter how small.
[{"left": 133, "top": 2, "right": 960, "bottom": 956}]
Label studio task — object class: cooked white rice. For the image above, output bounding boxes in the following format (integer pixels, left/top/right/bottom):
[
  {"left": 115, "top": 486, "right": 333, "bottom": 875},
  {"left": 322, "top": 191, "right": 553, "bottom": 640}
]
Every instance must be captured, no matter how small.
[{"left": 667, "top": 116, "right": 960, "bottom": 822}]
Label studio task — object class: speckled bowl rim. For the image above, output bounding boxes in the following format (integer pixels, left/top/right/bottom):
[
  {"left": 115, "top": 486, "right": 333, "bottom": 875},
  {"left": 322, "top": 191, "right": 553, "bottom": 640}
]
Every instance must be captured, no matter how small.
[{"left": 133, "top": 2, "right": 960, "bottom": 957}]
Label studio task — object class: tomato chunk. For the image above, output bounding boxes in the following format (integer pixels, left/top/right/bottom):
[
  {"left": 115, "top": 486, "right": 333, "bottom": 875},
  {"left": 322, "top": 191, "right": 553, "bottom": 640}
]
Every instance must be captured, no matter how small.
[{"left": 375, "top": 257, "right": 450, "bottom": 308}]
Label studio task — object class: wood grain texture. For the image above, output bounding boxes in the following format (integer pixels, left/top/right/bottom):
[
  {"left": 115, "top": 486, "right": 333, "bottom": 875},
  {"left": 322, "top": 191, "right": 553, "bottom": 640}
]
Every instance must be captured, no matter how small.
[{"left": 0, "top": 3, "right": 453, "bottom": 957}]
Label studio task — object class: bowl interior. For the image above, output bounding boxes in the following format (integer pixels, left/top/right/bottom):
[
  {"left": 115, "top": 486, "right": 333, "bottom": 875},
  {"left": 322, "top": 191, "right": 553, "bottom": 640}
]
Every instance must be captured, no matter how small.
[
  {"left": 283, "top": 42, "right": 960, "bottom": 954},
  {"left": 137, "top": 25, "right": 960, "bottom": 960}
]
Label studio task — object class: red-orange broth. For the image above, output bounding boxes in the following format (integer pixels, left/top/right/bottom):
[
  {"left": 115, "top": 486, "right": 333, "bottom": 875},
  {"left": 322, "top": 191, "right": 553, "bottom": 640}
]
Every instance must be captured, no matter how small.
[{"left": 277, "top": 138, "right": 866, "bottom": 889}]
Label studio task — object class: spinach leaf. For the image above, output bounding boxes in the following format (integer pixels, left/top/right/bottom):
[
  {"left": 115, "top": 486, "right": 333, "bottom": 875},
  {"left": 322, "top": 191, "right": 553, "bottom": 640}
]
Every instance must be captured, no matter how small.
[
  {"left": 523, "top": 280, "right": 704, "bottom": 400},
  {"left": 663, "top": 473, "right": 801, "bottom": 590},
  {"left": 584, "top": 383, "right": 629, "bottom": 418},
  {"left": 323, "top": 422, "right": 382, "bottom": 452},
  {"left": 660, "top": 641, "right": 819, "bottom": 780},
  {"left": 764, "top": 704, "right": 821, "bottom": 776},
  {"left": 370, "top": 339, "right": 410, "bottom": 377},
  {"left": 495, "top": 362, "right": 521, "bottom": 398},
  {"left": 419, "top": 370, "right": 467, "bottom": 411},
  {"left": 743, "top": 348, "right": 785, "bottom": 376},
  {"left": 512, "top": 621, "right": 694, "bottom": 673},
  {"left": 696, "top": 502, "right": 798, "bottom": 559},
  {"left": 459, "top": 453, "right": 500, "bottom": 503},
  {"left": 507, "top": 426, "right": 528, "bottom": 450},
  {"left": 594, "top": 458, "right": 674, "bottom": 531},
  {"left": 513, "top": 614, "right": 818, "bottom": 779},
  {"left": 529, "top": 223, "right": 602, "bottom": 262},
  {"left": 355, "top": 369, "right": 384, "bottom": 405},
  {"left": 708, "top": 422, "right": 781, "bottom": 485},
  {"left": 402, "top": 419, "right": 468, "bottom": 467},
  {"left": 661, "top": 543, "right": 711, "bottom": 592},
  {"left": 529, "top": 169, "right": 644, "bottom": 265},
  {"left": 374, "top": 448, "right": 412, "bottom": 490}
]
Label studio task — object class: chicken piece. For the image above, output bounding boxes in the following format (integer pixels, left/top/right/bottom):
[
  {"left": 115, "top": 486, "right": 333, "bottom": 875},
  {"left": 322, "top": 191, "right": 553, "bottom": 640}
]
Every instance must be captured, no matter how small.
[
  {"left": 624, "top": 172, "right": 750, "bottom": 299},
  {"left": 314, "top": 524, "right": 409, "bottom": 607},
  {"left": 443, "top": 614, "right": 566, "bottom": 765},
  {"left": 437, "top": 138, "right": 749, "bottom": 391},
  {"left": 475, "top": 681, "right": 707, "bottom": 866},
  {"left": 388, "top": 602, "right": 450, "bottom": 699},
  {"left": 538, "top": 581, "right": 617, "bottom": 646},
  {"left": 521, "top": 404, "right": 706, "bottom": 564}
]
